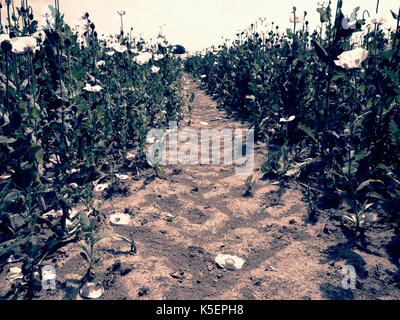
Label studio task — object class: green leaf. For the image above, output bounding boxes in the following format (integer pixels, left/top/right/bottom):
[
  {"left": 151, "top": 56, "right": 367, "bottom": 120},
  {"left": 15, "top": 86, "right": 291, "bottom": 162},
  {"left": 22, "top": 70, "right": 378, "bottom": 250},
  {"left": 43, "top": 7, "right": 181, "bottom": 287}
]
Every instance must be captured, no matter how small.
[
  {"left": 367, "top": 192, "right": 385, "bottom": 200},
  {"left": 80, "top": 251, "right": 90, "bottom": 264},
  {"left": 317, "top": 8, "right": 330, "bottom": 23},
  {"left": 0, "top": 136, "right": 16, "bottom": 145},
  {"left": 78, "top": 211, "right": 91, "bottom": 230},
  {"left": 30, "top": 144, "right": 44, "bottom": 167},
  {"left": 0, "top": 190, "right": 20, "bottom": 212},
  {"left": 350, "top": 7, "right": 360, "bottom": 22},
  {"left": 297, "top": 124, "right": 318, "bottom": 142},
  {"left": 332, "top": 71, "right": 346, "bottom": 81},
  {"left": 9, "top": 214, "right": 26, "bottom": 230},
  {"left": 389, "top": 120, "right": 400, "bottom": 151},
  {"left": 355, "top": 149, "right": 368, "bottom": 162},
  {"left": 356, "top": 180, "right": 384, "bottom": 193}
]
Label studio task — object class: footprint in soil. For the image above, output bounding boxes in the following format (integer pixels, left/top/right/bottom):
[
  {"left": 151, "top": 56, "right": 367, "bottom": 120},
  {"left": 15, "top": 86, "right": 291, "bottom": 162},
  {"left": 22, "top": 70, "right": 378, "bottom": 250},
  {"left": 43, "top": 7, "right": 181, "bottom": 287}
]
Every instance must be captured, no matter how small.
[{"left": 186, "top": 208, "right": 209, "bottom": 224}]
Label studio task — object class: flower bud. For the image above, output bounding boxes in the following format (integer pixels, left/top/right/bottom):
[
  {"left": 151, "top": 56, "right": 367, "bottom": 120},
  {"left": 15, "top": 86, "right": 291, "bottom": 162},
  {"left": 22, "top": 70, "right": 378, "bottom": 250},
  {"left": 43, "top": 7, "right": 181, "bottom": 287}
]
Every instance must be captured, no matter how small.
[
  {"left": 1, "top": 40, "right": 12, "bottom": 52},
  {"left": 64, "top": 38, "right": 72, "bottom": 47}
]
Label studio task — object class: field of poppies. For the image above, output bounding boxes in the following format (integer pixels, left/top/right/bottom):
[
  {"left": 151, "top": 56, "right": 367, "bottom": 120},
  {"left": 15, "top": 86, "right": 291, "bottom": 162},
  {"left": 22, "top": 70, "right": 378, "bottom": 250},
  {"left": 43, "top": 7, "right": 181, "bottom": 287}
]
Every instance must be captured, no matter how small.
[
  {"left": 0, "top": 1, "right": 185, "bottom": 298},
  {"left": 186, "top": 1, "right": 400, "bottom": 234}
]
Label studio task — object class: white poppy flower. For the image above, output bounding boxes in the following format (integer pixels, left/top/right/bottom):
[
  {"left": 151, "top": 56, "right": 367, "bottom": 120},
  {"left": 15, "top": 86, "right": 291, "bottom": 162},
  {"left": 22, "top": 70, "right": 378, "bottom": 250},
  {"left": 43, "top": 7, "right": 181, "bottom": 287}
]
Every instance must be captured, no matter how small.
[
  {"left": 146, "top": 136, "right": 156, "bottom": 144},
  {"left": 112, "top": 43, "right": 127, "bottom": 53},
  {"left": 116, "top": 173, "right": 129, "bottom": 180},
  {"left": 280, "top": 116, "right": 296, "bottom": 123},
  {"left": 94, "top": 183, "right": 109, "bottom": 192},
  {"left": 110, "top": 213, "right": 131, "bottom": 226},
  {"left": 334, "top": 48, "right": 369, "bottom": 70},
  {"left": 215, "top": 254, "right": 245, "bottom": 270},
  {"left": 83, "top": 84, "right": 103, "bottom": 93},
  {"left": 96, "top": 60, "right": 106, "bottom": 67},
  {"left": 80, "top": 282, "right": 104, "bottom": 299},
  {"left": 11, "top": 36, "right": 39, "bottom": 54},
  {"left": 153, "top": 54, "right": 164, "bottom": 61},
  {"left": 41, "top": 266, "right": 56, "bottom": 282},
  {"left": 106, "top": 51, "right": 115, "bottom": 56},
  {"left": 0, "top": 33, "right": 11, "bottom": 43},
  {"left": 371, "top": 14, "right": 387, "bottom": 25},
  {"left": 151, "top": 65, "right": 160, "bottom": 73},
  {"left": 7, "top": 267, "right": 23, "bottom": 281},
  {"left": 245, "top": 95, "right": 256, "bottom": 102},
  {"left": 133, "top": 52, "right": 153, "bottom": 65}
]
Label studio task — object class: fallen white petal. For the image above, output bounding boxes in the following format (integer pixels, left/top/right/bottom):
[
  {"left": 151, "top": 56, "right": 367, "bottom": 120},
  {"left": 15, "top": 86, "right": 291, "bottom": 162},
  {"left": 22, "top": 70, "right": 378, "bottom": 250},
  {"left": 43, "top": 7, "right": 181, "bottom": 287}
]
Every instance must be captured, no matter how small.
[
  {"left": 116, "top": 174, "right": 129, "bottom": 181},
  {"left": 7, "top": 267, "right": 23, "bottom": 281},
  {"left": 110, "top": 213, "right": 131, "bottom": 226},
  {"left": 80, "top": 282, "right": 104, "bottom": 299},
  {"left": 126, "top": 152, "right": 136, "bottom": 160},
  {"left": 42, "top": 268, "right": 56, "bottom": 281},
  {"left": 94, "top": 183, "right": 109, "bottom": 192},
  {"left": 146, "top": 137, "right": 156, "bottom": 144},
  {"left": 215, "top": 254, "right": 245, "bottom": 270}
]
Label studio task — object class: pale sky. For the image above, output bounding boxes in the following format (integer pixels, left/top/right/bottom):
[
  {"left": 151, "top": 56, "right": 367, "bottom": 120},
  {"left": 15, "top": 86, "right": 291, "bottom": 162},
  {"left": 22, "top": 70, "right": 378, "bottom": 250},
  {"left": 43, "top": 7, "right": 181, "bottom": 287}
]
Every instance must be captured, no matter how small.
[{"left": 6, "top": 0, "right": 400, "bottom": 51}]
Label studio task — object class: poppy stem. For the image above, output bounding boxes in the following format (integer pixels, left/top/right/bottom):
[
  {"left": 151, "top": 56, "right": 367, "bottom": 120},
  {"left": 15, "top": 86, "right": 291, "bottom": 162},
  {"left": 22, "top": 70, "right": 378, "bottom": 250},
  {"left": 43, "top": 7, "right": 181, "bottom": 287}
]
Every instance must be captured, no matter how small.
[
  {"left": 11, "top": 0, "right": 17, "bottom": 31},
  {"left": 6, "top": 0, "right": 12, "bottom": 32},
  {"left": 393, "top": 7, "right": 400, "bottom": 51},
  {"left": 29, "top": 53, "right": 37, "bottom": 129},
  {"left": 293, "top": 8, "right": 296, "bottom": 34},
  {"left": 54, "top": 0, "right": 60, "bottom": 29},
  {"left": 5, "top": 51, "right": 10, "bottom": 113},
  {"left": 348, "top": 72, "right": 357, "bottom": 180},
  {"left": 319, "top": 22, "right": 323, "bottom": 42},
  {"left": 0, "top": 2, "right": 3, "bottom": 33}
]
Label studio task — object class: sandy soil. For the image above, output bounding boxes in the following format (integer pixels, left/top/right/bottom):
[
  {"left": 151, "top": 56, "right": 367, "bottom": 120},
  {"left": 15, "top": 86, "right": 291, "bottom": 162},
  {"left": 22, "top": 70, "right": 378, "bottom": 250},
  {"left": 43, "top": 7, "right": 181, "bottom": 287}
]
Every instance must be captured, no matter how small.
[{"left": 1, "top": 74, "right": 400, "bottom": 300}]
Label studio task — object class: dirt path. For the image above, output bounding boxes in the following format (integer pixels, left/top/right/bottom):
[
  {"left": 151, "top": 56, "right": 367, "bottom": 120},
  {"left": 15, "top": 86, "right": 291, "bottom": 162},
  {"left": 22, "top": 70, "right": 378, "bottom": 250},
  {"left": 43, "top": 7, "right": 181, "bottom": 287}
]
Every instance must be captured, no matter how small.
[
  {"left": 3, "top": 74, "right": 399, "bottom": 300},
  {"left": 91, "top": 74, "right": 347, "bottom": 300}
]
